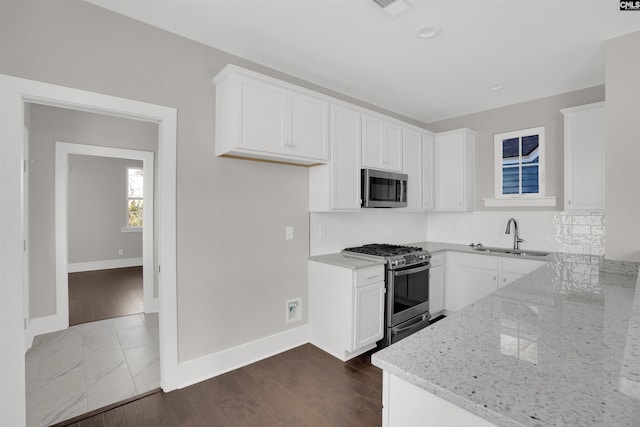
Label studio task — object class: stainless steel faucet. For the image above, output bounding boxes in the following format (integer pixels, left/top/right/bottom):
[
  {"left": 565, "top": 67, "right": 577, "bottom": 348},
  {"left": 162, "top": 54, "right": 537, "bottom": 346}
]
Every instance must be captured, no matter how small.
[{"left": 505, "top": 218, "right": 524, "bottom": 250}]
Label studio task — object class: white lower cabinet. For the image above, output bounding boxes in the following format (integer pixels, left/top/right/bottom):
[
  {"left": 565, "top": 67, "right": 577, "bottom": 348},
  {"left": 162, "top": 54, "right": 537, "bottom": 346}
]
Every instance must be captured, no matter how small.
[
  {"left": 308, "top": 261, "right": 385, "bottom": 361},
  {"left": 499, "top": 257, "right": 545, "bottom": 289},
  {"left": 445, "top": 253, "right": 545, "bottom": 312},
  {"left": 382, "top": 372, "right": 498, "bottom": 427},
  {"left": 446, "top": 253, "right": 498, "bottom": 311},
  {"left": 429, "top": 253, "right": 445, "bottom": 316}
]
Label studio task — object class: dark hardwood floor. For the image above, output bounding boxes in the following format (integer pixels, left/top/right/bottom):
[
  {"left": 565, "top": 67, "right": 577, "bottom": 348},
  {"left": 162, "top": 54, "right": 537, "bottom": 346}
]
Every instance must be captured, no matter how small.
[
  {"left": 62, "top": 343, "right": 382, "bottom": 427},
  {"left": 68, "top": 266, "right": 144, "bottom": 325}
]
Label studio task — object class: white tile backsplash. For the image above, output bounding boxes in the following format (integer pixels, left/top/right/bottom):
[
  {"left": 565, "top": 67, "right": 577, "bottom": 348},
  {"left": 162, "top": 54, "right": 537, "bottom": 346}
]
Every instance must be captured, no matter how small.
[
  {"left": 310, "top": 210, "right": 606, "bottom": 257},
  {"left": 426, "top": 211, "right": 605, "bottom": 256},
  {"left": 309, "top": 211, "right": 428, "bottom": 255}
]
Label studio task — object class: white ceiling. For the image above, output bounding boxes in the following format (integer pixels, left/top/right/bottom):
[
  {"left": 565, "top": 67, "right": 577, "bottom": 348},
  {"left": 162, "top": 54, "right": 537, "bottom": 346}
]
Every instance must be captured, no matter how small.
[{"left": 86, "top": 0, "right": 640, "bottom": 123}]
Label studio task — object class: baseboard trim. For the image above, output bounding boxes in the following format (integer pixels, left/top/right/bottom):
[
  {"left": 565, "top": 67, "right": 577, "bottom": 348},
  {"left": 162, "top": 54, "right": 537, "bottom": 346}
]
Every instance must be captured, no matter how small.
[
  {"left": 29, "top": 314, "right": 67, "bottom": 341},
  {"left": 176, "top": 324, "right": 309, "bottom": 389},
  {"left": 145, "top": 298, "right": 159, "bottom": 314},
  {"left": 68, "top": 258, "right": 143, "bottom": 273}
]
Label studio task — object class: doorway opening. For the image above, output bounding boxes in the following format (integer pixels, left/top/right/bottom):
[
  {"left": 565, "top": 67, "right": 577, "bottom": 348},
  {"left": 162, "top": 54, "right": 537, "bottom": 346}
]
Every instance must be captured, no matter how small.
[
  {"left": 24, "top": 107, "right": 161, "bottom": 425},
  {"left": 0, "top": 74, "right": 179, "bottom": 427},
  {"left": 55, "top": 142, "right": 156, "bottom": 326}
]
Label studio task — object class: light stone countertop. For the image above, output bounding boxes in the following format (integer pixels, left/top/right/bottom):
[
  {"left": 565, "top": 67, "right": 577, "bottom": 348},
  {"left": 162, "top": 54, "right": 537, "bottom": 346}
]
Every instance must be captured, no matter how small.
[
  {"left": 308, "top": 252, "right": 385, "bottom": 270},
  {"left": 369, "top": 246, "right": 640, "bottom": 427}
]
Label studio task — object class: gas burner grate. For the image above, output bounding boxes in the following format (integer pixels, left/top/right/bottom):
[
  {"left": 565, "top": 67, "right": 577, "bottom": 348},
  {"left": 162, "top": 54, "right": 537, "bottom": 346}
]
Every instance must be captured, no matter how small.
[{"left": 343, "top": 243, "right": 424, "bottom": 257}]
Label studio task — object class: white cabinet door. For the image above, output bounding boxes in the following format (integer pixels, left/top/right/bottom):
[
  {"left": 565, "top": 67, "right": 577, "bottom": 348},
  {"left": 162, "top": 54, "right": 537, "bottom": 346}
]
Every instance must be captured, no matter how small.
[
  {"left": 422, "top": 133, "right": 435, "bottom": 210},
  {"left": 562, "top": 102, "right": 605, "bottom": 211},
  {"left": 353, "top": 281, "right": 385, "bottom": 350},
  {"left": 383, "top": 122, "right": 403, "bottom": 172},
  {"left": 429, "top": 263, "right": 445, "bottom": 315},
  {"left": 362, "top": 114, "right": 402, "bottom": 172},
  {"left": 237, "top": 76, "right": 286, "bottom": 153},
  {"left": 331, "top": 105, "right": 361, "bottom": 209},
  {"left": 455, "top": 264, "right": 497, "bottom": 310},
  {"left": 403, "top": 128, "right": 423, "bottom": 210},
  {"left": 449, "top": 253, "right": 498, "bottom": 311},
  {"left": 499, "top": 258, "right": 545, "bottom": 288},
  {"left": 289, "top": 90, "right": 329, "bottom": 160},
  {"left": 435, "top": 129, "right": 475, "bottom": 211}
]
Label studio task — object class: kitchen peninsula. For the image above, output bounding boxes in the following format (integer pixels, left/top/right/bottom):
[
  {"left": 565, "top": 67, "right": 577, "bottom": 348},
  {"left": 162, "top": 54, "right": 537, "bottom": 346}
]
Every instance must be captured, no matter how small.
[{"left": 372, "top": 243, "right": 640, "bottom": 426}]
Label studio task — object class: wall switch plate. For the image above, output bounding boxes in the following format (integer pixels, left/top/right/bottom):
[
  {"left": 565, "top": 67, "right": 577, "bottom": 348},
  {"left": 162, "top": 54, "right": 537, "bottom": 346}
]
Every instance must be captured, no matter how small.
[
  {"left": 285, "top": 226, "right": 294, "bottom": 240},
  {"left": 285, "top": 297, "right": 302, "bottom": 324}
]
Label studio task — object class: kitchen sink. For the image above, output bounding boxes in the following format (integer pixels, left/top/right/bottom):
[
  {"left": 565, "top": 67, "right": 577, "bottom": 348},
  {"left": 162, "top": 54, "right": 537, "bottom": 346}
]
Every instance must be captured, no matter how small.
[{"left": 472, "top": 246, "right": 549, "bottom": 257}]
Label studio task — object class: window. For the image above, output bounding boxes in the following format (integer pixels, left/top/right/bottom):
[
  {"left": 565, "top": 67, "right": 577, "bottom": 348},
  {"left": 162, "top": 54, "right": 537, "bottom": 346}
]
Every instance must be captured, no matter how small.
[
  {"left": 127, "top": 167, "right": 143, "bottom": 228},
  {"left": 494, "top": 126, "right": 545, "bottom": 198}
]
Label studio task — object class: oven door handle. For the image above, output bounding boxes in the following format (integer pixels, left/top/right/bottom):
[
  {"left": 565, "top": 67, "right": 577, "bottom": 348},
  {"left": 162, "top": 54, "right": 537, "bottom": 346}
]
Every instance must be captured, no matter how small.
[
  {"left": 391, "top": 315, "right": 430, "bottom": 335},
  {"left": 392, "top": 263, "right": 430, "bottom": 277}
]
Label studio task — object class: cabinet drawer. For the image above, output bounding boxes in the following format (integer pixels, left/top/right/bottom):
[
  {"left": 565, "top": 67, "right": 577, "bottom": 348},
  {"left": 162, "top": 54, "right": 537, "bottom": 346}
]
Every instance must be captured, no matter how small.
[
  {"left": 355, "top": 266, "right": 385, "bottom": 287},
  {"left": 430, "top": 252, "right": 445, "bottom": 267}
]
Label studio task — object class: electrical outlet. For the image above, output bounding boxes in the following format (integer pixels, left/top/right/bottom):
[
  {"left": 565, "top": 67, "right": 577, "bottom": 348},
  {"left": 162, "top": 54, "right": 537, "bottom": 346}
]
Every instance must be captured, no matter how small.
[
  {"left": 118, "top": 249, "right": 124, "bottom": 256},
  {"left": 285, "top": 297, "right": 302, "bottom": 324},
  {"left": 285, "top": 226, "right": 294, "bottom": 240}
]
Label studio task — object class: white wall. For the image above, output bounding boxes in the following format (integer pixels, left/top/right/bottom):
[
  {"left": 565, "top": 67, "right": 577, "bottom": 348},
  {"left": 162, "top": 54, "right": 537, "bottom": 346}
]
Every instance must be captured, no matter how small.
[
  {"left": 605, "top": 30, "right": 640, "bottom": 262},
  {"left": 310, "top": 211, "right": 428, "bottom": 256},
  {"left": 426, "top": 211, "right": 605, "bottom": 256},
  {"left": 68, "top": 154, "right": 143, "bottom": 264}
]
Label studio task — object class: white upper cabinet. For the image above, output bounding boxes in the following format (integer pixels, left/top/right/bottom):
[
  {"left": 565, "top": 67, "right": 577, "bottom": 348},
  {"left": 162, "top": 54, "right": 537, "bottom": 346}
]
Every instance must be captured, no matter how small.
[
  {"left": 362, "top": 114, "right": 403, "bottom": 172},
  {"left": 561, "top": 102, "right": 605, "bottom": 211},
  {"left": 214, "top": 65, "right": 329, "bottom": 165},
  {"left": 402, "top": 128, "right": 423, "bottom": 210},
  {"left": 309, "top": 104, "right": 361, "bottom": 211},
  {"left": 422, "top": 133, "right": 435, "bottom": 210},
  {"left": 434, "top": 128, "right": 476, "bottom": 211},
  {"left": 289, "top": 91, "right": 330, "bottom": 160}
]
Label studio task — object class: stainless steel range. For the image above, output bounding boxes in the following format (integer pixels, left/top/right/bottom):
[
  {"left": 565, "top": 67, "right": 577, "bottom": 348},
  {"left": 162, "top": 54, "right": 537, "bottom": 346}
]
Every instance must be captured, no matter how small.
[{"left": 343, "top": 244, "right": 431, "bottom": 347}]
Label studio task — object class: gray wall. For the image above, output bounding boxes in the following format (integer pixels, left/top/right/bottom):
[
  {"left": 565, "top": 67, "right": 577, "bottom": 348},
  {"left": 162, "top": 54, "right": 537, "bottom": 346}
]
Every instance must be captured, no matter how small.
[
  {"left": 68, "top": 154, "right": 143, "bottom": 264},
  {"left": 28, "top": 104, "right": 157, "bottom": 318},
  {"left": 605, "top": 31, "right": 640, "bottom": 261},
  {"left": 1, "top": 0, "right": 422, "bottom": 361},
  {"left": 427, "top": 86, "right": 605, "bottom": 211}
]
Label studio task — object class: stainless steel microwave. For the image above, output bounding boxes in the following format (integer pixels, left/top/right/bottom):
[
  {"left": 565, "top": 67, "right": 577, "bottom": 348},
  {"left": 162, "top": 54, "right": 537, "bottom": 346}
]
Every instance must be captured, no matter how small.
[{"left": 361, "top": 169, "right": 408, "bottom": 208}]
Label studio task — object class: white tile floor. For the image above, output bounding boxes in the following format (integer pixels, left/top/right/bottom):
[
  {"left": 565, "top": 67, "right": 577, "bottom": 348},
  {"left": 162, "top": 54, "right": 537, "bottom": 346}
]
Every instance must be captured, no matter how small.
[{"left": 25, "top": 313, "right": 160, "bottom": 427}]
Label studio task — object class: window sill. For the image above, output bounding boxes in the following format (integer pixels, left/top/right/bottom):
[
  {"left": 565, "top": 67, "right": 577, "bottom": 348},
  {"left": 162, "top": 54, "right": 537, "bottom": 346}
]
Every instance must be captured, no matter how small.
[
  {"left": 483, "top": 197, "right": 557, "bottom": 207},
  {"left": 121, "top": 226, "right": 142, "bottom": 233}
]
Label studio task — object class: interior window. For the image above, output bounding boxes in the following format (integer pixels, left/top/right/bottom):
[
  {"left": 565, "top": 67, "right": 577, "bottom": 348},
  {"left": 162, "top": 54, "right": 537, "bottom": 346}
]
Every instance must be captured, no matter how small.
[{"left": 127, "top": 167, "right": 143, "bottom": 227}]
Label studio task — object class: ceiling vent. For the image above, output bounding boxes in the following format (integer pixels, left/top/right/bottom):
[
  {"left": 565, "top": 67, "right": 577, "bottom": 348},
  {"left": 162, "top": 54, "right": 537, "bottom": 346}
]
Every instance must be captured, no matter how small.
[{"left": 372, "top": 0, "right": 413, "bottom": 18}]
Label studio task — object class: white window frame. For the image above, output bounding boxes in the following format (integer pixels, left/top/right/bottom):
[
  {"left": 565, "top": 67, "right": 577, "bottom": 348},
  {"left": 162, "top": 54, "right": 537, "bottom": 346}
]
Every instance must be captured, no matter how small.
[
  {"left": 493, "top": 126, "right": 545, "bottom": 199},
  {"left": 125, "top": 166, "right": 143, "bottom": 231}
]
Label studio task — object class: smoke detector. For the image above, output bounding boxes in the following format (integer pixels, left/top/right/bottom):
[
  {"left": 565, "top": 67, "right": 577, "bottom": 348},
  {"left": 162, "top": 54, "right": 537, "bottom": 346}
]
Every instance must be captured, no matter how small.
[{"left": 372, "top": 0, "right": 413, "bottom": 18}]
